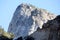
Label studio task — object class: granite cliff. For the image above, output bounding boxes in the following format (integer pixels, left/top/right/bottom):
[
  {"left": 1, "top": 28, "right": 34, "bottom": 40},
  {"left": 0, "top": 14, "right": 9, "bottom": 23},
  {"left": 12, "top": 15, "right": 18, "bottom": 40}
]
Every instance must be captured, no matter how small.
[{"left": 8, "top": 3, "right": 56, "bottom": 39}]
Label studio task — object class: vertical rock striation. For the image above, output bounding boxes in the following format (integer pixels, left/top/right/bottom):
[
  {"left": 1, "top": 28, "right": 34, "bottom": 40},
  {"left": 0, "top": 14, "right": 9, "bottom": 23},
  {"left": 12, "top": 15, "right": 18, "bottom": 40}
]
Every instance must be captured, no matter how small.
[{"left": 8, "top": 3, "right": 56, "bottom": 38}]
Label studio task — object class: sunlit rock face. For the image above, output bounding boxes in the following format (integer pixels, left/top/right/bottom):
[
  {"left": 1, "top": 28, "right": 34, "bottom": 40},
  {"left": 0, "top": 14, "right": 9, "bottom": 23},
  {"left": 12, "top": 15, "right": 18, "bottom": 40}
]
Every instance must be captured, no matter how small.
[{"left": 8, "top": 3, "right": 56, "bottom": 38}]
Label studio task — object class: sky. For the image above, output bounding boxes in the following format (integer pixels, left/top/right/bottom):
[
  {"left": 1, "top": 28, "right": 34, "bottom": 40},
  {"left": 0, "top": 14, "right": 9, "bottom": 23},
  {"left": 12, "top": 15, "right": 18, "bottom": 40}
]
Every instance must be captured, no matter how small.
[{"left": 0, "top": 0, "right": 60, "bottom": 31}]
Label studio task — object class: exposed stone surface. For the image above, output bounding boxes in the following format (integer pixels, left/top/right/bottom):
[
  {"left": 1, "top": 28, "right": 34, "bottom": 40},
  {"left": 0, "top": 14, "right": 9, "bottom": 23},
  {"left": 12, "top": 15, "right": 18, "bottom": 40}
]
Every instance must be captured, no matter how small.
[
  {"left": 42, "top": 15, "right": 60, "bottom": 40},
  {"left": 25, "top": 15, "right": 60, "bottom": 40},
  {"left": 30, "top": 28, "right": 49, "bottom": 40},
  {"left": 8, "top": 3, "right": 56, "bottom": 38}
]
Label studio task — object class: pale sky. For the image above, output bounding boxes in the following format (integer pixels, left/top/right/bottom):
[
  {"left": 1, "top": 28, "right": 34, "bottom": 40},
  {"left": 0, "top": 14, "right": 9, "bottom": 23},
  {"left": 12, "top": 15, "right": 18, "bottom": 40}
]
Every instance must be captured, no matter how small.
[{"left": 0, "top": 0, "right": 60, "bottom": 31}]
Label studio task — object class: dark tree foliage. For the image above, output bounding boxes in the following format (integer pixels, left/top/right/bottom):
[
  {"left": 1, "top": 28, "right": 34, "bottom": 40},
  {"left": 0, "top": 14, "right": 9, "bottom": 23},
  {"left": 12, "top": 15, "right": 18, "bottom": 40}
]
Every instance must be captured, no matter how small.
[
  {"left": 15, "top": 37, "right": 23, "bottom": 40},
  {"left": 25, "top": 36, "right": 34, "bottom": 40}
]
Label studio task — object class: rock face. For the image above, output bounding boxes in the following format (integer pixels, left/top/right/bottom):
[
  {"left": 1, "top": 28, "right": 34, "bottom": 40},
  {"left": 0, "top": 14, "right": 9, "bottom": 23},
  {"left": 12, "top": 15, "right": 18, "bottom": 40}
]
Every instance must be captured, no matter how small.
[
  {"left": 27, "top": 15, "right": 60, "bottom": 40},
  {"left": 42, "top": 15, "right": 60, "bottom": 40},
  {"left": 30, "top": 27, "right": 49, "bottom": 40},
  {"left": 8, "top": 3, "right": 56, "bottom": 38}
]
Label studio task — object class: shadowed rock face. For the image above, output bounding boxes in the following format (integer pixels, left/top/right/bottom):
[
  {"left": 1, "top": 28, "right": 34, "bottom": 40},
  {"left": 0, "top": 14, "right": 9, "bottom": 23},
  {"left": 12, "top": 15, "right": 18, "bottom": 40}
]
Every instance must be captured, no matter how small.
[
  {"left": 43, "top": 15, "right": 60, "bottom": 30},
  {"left": 26, "top": 15, "right": 60, "bottom": 40},
  {"left": 42, "top": 15, "right": 60, "bottom": 40},
  {"left": 8, "top": 3, "right": 56, "bottom": 38}
]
